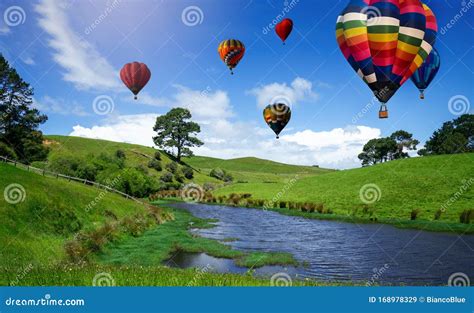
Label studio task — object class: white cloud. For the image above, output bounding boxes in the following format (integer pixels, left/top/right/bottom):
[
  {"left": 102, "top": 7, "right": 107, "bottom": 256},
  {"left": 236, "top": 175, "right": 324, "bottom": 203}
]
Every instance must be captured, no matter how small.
[
  {"left": 21, "top": 56, "right": 35, "bottom": 65},
  {"left": 248, "top": 77, "right": 318, "bottom": 108},
  {"left": 35, "top": 0, "right": 119, "bottom": 90},
  {"left": 69, "top": 85, "right": 380, "bottom": 169},
  {"left": 34, "top": 96, "right": 89, "bottom": 116},
  {"left": 70, "top": 114, "right": 158, "bottom": 146}
]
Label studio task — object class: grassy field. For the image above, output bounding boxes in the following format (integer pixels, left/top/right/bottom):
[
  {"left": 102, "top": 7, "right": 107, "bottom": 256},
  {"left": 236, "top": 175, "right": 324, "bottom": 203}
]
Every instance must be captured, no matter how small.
[
  {"left": 0, "top": 163, "right": 307, "bottom": 286},
  {"left": 44, "top": 135, "right": 331, "bottom": 184},
  {"left": 0, "top": 162, "right": 152, "bottom": 267},
  {"left": 213, "top": 153, "right": 474, "bottom": 230}
]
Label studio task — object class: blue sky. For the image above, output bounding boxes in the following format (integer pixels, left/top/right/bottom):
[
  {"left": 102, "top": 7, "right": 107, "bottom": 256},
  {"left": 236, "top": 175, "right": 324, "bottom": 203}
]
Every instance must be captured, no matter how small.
[{"left": 1, "top": 0, "right": 473, "bottom": 168}]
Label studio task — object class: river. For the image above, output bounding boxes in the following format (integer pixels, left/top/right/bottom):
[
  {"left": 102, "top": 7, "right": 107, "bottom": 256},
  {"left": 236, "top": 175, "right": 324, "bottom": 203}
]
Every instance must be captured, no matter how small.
[{"left": 166, "top": 202, "right": 474, "bottom": 285}]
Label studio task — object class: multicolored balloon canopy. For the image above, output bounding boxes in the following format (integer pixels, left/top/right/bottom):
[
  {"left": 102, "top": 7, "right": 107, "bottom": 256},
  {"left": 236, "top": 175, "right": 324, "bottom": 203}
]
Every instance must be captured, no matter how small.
[
  {"left": 336, "top": 0, "right": 438, "bottom": 118},
  {"left": 411, "top": 47, "right": 441, "bottom": 99},
  {"left": 218, "top": 39, "right": 245, "bottom": 75},
  {"left": 263, "top": 103, "right": 292, "bottom": 139},
  {"left": 120, "top": 62, "right": 151, "bottom": 100}
]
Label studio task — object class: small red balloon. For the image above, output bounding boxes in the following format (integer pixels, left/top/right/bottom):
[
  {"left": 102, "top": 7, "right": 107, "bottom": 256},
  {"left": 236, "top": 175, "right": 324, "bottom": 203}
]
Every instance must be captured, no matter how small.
[
  {"left": 120, "top": 62, "right": 151, "bottom": 100},
  {"left": 275, "top": 18, "right": 293, "bottom": 44}
]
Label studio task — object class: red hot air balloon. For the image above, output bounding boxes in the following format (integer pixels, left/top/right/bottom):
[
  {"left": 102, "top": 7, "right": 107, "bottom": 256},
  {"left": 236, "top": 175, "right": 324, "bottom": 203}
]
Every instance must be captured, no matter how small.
[
  {"left": 120, "top": 62, "right": 151, "bottom": 100},
  {"left": 275, "top": 18, "right": 293, "bottom": 45}
]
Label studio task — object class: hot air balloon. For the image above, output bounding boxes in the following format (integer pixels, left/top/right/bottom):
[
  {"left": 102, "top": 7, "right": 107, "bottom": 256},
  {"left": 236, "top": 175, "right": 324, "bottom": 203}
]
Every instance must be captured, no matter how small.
[
  {"left": 275, "top": 18, "right": 293, "bottom": 45},
  {"left": 218, "top": 39, "right": 245, "bottom": 75},
  {"left": 120, "top": 62, "right": 151, "bottom": 100},
  {"left": 336, "top": 1, "right": 438, "bottom": 119},
  {"left": 263, "top": 103, "right": 291, "bottom": 139},
  {"left": 411, "top": 48, "right": 440, "bottom": 99}
]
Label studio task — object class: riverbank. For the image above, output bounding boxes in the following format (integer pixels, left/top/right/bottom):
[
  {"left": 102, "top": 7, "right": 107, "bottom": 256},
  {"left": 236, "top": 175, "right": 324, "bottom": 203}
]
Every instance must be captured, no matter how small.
[{"left": 96, "top": 204, "right": 298, "bottom": 269}]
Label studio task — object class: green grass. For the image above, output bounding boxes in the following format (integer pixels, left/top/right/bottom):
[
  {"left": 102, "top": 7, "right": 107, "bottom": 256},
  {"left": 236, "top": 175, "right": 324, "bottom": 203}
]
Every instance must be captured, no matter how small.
[
  {"left": 96, "top": 206, "right": 297, "bottom": 268},
  {"left": 213, "top": 153, "right": 474, "bottom": 232},
  {"left": 0, "top": 265, "right": 351, "bottom": 286},
  {"left": 0, "top": 162, "right": 152, "bottom": 267},
  {"left": 44, "top": 135, "right": 331, "bottom": 184},
  {"left": 0, "top": 163, "right": 306, "bottom": 286}
]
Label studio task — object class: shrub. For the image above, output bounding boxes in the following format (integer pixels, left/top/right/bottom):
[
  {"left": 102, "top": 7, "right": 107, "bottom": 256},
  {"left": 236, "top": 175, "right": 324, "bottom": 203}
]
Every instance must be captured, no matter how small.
[
  {"left": 210, "top": 168, "right": 225, "bottom": 180},
  {"left": 203, "top": 183, "right": 215, "bottom": 191},
  {"left": 115, "top": 149, "right": 126, "bottom": 159},
  {"left": 411, "top": 209, "right": 420, "bottom": 220},
  {"left": 223, "top": 173, "right": 234, "bottom": 182},
  {"left": 160, "top": 172, "right": 173, "bottom": 183},
  {"left": 148, "top": 159, "right": 162, "bottom": 171},
  {"left": 279, "top": 201, "right": 286, "bottom": 209},
  {"left": 434, "top": 209, "right": 443, "bottom": 220},
  {"left": 76, "top": 162, "right": 98, "bottom": 181},
  {"left": 166, "top": 162, "right": 178, "bottom": 173},
  {"left": 459, "top": 209, "right": 473, "bottom": 224},
  {"left": 241, "top": 193, "right": 252, "bottom": 199},
  {"left": 315, "top": 203, "right": 324, "bottom": 214},
  {"left": 181, "top": 166, "right": 194, "bottom": 179},
  {"left": 154, "top": 151, "right": 161, "bottom": 160},
  {"left": 174, "top": 174, "right": 185, "bottom": 183}
]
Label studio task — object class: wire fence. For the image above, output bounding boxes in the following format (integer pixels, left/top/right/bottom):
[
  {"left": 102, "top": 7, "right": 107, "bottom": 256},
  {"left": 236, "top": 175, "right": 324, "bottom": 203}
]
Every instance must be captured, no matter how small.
[{"left": 0, "top": 155, "right": 147, "bottom": 206}]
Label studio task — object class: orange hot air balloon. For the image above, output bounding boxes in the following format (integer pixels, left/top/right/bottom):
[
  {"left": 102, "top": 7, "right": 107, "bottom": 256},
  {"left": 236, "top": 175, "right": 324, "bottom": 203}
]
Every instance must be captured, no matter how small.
[{"left": 218, "top": 39, "right": 245, "bottom": 75}]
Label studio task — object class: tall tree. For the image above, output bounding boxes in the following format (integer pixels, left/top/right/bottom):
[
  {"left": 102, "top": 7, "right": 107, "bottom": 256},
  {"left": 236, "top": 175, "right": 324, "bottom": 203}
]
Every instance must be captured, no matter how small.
[
  {"left": 390, "top": 130, "right": 419, "bottom": 159},
  {"left": 153, "top": 108, "right": 203, "bottom": 162},
  {"left": 0, "top": 54, "right": 48, "bottom": 163},
  {"left": 419, "top": 114, "right": 473, "bottom": 156}
]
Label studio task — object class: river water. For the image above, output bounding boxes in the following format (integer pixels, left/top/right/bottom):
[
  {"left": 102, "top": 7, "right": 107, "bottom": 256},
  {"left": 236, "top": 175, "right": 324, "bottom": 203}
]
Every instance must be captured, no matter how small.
[{"left": 167, "top": 203, "right": 474, "bottom": 285}]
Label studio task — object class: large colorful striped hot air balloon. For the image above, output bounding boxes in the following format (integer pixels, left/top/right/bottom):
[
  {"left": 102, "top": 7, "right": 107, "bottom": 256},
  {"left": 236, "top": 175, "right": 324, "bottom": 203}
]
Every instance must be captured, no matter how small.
[
  {"left": 218, "top": 39, "right": 245, "bottom": 75},
  {"left": 120, "top": 62, "right": 151, "bottom": 100},
  {"left": 336, "top": 1, "right": 438, "bottom": 118},
  {"left": 263, "top": 103, "right": 292, "bottom": 139},
  {"left": 411, "top": 47, "right": 440, "bottom": 99}
]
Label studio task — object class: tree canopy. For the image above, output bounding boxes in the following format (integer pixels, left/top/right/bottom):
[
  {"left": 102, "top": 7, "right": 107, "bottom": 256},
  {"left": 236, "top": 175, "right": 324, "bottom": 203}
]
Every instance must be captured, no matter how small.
[
  {"left": 0, "top": 54, "right": 48, "bottom": 163},
  {"left": 152, "top": 108, "right": 203, "bottom": 162},
  {"left": 358, "top": 130, "right": 418, "bottom": 166},
  {"left": 418, "top": 114, "right": 473, "bottom": 156}
]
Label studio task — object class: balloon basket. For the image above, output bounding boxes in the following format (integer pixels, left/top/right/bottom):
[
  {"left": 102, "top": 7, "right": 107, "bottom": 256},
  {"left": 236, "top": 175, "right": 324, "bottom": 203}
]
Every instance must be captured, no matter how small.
[{"left": 379, "top": 104, "right": 388, "bottom": 119}]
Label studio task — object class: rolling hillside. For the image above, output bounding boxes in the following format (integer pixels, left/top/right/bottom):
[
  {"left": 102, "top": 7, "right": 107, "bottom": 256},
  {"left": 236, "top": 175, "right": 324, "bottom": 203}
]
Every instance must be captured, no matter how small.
[
  {"left": 43, "top": 135, "right": 331, "bottom": 184},
  {"left": 214, "top": 153, "right": 474, "bottom": 226},
  {"left": 0, "top": 162, "right": 155, "bottom": 267}
]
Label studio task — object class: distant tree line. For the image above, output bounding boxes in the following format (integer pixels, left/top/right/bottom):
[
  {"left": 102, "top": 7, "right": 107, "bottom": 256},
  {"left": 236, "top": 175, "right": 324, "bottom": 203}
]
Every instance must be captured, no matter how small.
[{"left": 358, "top": 114, "right": 473, "bottom": 166}]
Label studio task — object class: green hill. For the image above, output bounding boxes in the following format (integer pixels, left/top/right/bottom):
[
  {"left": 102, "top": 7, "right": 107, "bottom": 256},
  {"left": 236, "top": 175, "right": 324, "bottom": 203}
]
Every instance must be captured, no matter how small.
[
  {"left": 214, "top": 153, "right": 474, "bottom": 230},
  {"left": 43, "top": 135, "right": 331, "bottom": 184},
  {"left": 0, "top": 162, "right": 155, "bottom": 267}
]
